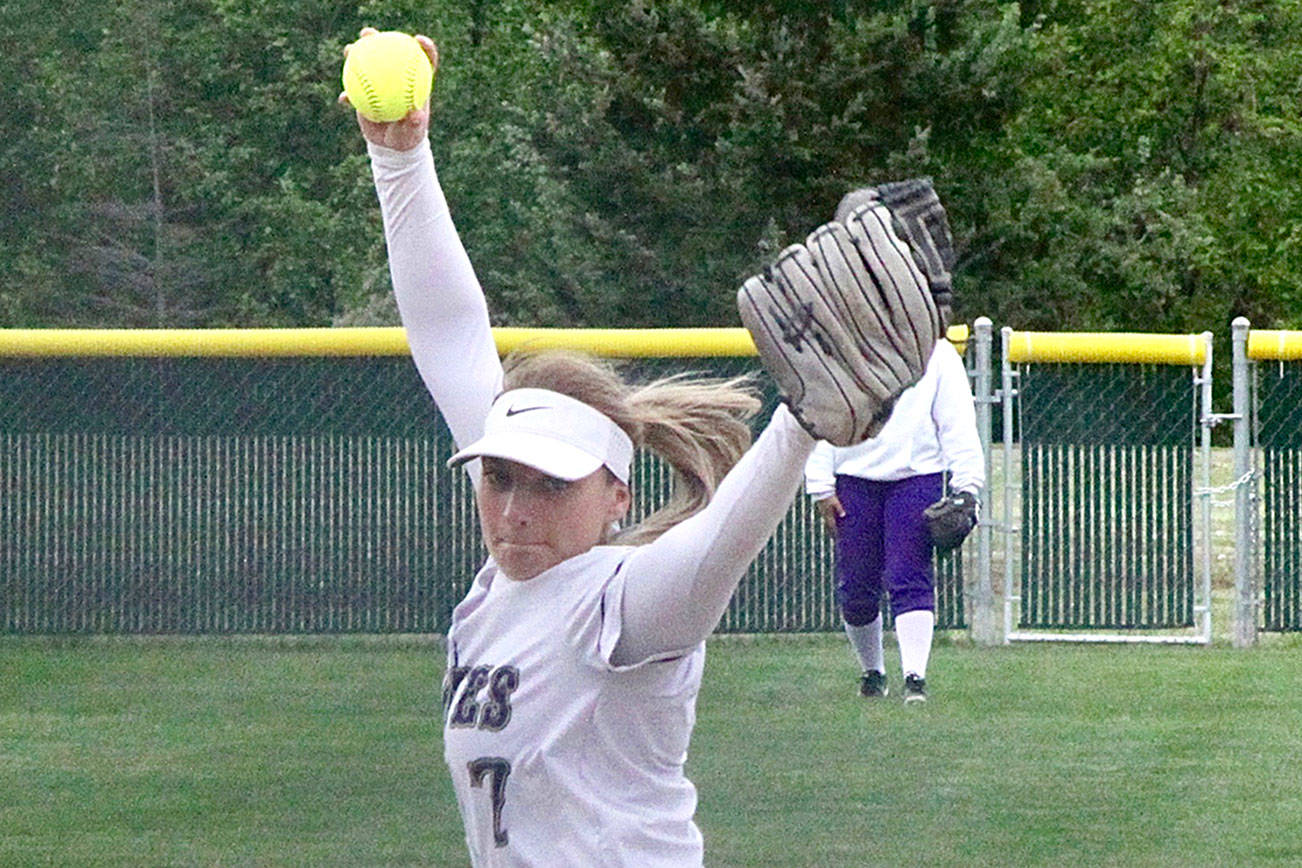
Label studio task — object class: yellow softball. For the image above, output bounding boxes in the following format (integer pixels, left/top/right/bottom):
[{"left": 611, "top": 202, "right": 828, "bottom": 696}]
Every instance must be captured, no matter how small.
[{"left": 341, "top": 31, "right": 433, "bottom": 123}]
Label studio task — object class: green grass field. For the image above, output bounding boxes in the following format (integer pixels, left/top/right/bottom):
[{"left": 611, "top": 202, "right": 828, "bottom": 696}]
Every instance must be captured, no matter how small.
[{"left": 4, "top": 634, "right": 1302, "bottom": 867}]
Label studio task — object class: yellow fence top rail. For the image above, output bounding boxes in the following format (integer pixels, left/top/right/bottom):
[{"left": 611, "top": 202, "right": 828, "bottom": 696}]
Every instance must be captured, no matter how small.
[
  {"left": 0, "top": 324, "right": 973, "bottom": 359},
  {"left": 946, "top": 323, "right": 969, "bottom": 353},
  {"left": 1247, "top": 329, "right": 1302, "bottom": 361},
  {"left": 1006, "top": 331, "right": 1207, "bottom": 366},
  {"left": 492, "top": 327, "right": 757, "bottom": 357},
  {"left": 0, "top": 328, "right": 408, "bottom": 357},
  {"left": 0, "top": 327, "right": 754, "bottom": 358}
]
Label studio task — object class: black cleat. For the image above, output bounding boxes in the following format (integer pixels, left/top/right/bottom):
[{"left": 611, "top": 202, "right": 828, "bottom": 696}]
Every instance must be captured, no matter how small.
[
  {"left": 859, "top": 670, "right": 888, "bottom": 698},
  {"left": 903, "top": 673, "right": 927, "bottom": 704}
]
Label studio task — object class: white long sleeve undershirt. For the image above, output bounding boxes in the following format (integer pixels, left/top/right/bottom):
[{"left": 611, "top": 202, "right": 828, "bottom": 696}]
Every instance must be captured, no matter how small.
[
  {"left": 368, "top": 139, "right": 502, "bottom": 467},
  {"left": 803, "top": 339, "right": 985, "bottom": 499},
  {"left": 368, "top": 139, "right": 815, "bottom": 666}
]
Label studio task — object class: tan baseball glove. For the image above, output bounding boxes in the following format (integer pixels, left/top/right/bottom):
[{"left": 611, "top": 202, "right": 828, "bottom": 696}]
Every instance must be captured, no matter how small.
[{"left": 738, "top": 203, "right": 942, "bottom": 446}]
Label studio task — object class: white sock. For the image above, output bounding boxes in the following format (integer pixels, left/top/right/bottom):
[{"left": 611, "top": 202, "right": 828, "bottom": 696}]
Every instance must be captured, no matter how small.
[
  {"left": 895, "top": 609, "right": 935, "bottom": 679},
  {"left": 844, "top": 616, "right": 884, "bottom": 674}
]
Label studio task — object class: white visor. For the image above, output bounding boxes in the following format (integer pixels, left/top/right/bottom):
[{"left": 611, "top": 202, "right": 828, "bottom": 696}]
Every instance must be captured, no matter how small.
[{"left": 448, "top": 388, "right": 634, "bottom": 484}]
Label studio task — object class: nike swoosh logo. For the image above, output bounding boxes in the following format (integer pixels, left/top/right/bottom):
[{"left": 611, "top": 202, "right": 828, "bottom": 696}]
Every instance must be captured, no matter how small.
[{"left": 504, "top": 405, "right": 549, "bottom": 417}]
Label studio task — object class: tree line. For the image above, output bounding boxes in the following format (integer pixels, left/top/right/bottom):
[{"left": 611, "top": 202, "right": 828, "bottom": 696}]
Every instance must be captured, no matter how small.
[{"left": 2, "top": 0, "right": 1299, "bottom": 334}]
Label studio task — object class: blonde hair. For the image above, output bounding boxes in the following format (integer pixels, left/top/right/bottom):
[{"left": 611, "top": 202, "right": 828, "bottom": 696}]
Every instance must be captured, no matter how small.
[{"left": 502, "top": 350, "right": 761, "bottom": 543}]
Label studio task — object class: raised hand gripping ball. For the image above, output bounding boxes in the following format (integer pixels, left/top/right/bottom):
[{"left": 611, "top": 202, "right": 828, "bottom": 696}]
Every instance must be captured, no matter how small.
[{"left": 342, "top": 31, "right": 433, "bottom": 123}]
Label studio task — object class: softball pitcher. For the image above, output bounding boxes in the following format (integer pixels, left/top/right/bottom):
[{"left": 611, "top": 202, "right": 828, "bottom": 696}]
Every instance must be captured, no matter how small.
[{"left": 345, "top": 30, "right": 941, "bottom": 866}]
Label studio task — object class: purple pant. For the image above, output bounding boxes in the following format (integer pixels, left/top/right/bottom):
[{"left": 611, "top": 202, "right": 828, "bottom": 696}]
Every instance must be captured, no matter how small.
[{"left": 833, "top": 472, "right": 943, "bottom": 626}]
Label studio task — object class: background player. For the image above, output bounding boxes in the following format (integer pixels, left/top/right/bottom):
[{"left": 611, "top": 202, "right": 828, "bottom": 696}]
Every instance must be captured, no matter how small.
[{"left": 804, "top": 334, "right": 983, "bottom": 703}]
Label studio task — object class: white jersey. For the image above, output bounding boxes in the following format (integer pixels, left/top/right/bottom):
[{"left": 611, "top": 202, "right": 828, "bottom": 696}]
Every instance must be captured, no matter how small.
[
  {"left": 444, "top": 547, "right": 704, "bottom": 865},
  {"left": 368, "top": 139, "right": 816, "bottom": 866},
  {"left": 803, "top": 339, "right": 985, "bottom": 498}
]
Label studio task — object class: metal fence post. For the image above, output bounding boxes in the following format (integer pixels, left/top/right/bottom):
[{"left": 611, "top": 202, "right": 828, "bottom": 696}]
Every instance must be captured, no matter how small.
[
  {"left": 1231, "top": 317, "right": 1257, "bottom": 647},
  {"left": 1000, "top": 326, "right": 1017, "bottom": 643},
  {"left": 970, "top": 317, "right": 999, "bottom": 644},
  {"left": 1197, "top": 331, "right": 1214, "bottom": 644}
]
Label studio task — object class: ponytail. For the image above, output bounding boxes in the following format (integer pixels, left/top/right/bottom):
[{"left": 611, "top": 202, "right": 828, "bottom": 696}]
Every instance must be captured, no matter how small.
[{"left": 618, "top": 375, "right": 759, "bottom": 543}]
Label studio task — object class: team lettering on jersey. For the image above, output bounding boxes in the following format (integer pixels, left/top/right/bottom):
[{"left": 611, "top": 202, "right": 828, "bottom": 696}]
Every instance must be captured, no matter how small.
[
  {"left": 444, "top": 663, "right": 520, "bottom": 848},
  {"left": 443, "top": 663, "right": 520, "bottom": 731}
]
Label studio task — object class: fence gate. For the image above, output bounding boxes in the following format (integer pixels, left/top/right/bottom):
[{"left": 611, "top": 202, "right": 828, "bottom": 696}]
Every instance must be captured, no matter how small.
[{"left": 1000, "top": 331, "right": 1213, "bottom": 643}]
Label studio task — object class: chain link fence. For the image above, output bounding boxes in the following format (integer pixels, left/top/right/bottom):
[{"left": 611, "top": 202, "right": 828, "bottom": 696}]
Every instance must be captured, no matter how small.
[
  {"left": 0, "top": 356, "right": 453, "bottom": 633},
  {"left": 999, "top": 331, "right": 1212, "bottom": 642},
  {"left": 1019, "top": 365, "right": 1196, "bottom": 628},
  {"left": 1252, "top": 345, "right": 1302, "bottom": 632},
  {"left": 0, "top": 331, "right": 971, "bottom": 636}
]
